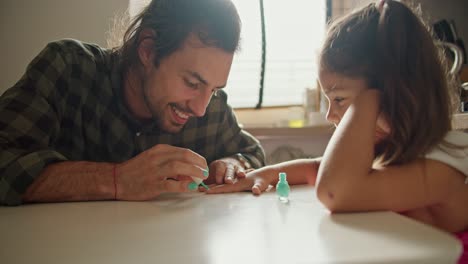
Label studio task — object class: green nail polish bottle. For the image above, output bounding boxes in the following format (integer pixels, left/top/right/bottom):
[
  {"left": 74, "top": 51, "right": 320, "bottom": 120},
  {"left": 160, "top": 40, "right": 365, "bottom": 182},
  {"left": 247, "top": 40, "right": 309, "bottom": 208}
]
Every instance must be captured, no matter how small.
[{"left": 276, "top": 172, "right": 290, "bottom": 203}]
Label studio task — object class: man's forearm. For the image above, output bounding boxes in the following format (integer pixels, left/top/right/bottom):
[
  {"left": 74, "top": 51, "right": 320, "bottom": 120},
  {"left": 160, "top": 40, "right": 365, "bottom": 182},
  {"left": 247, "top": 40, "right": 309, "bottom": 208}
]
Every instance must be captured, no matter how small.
[{"left": 23, "top": 161, "right": 115, "bottom": 203}]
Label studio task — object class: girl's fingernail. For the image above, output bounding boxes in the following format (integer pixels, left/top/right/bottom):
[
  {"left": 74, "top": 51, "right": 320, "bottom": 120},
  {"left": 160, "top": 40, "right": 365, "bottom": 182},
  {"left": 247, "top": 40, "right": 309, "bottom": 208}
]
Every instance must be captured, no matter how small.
[
  {"left": 202, "top": 168, "right": 209, "bottom": 178},
  {"left": 200, "top": 182, "right": 210, "bottom": 190},
  {"left": 188, "top": 182, "right": 198, "bottom": 191}
]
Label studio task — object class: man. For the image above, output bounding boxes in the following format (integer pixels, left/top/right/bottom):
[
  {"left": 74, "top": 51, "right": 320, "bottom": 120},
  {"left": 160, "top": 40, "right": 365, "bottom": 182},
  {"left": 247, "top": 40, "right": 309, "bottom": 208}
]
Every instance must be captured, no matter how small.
[{"left": 0, "top": 0, "right": 265, "bottom": 205}]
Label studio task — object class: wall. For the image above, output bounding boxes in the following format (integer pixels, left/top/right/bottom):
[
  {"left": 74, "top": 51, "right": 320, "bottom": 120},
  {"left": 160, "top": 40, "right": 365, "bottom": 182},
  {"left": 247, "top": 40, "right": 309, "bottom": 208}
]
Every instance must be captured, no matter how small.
[
  {"left": 331, "top": 0, "right": 468, "bottom": 45},
  {"left": 245, "top": 126, "right": 334, "bottom": 164},
  {"left": 0, "top": 0, "right": 129, "bottom": 94},
  {"left": 412, "top": 0, "right": 468, "bottom": 46}
]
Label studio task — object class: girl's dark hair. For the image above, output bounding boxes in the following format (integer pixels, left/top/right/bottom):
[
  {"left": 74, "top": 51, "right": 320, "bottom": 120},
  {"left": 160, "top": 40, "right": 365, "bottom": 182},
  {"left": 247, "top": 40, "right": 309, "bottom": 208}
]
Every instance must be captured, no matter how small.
[
  {"left": 118, "top": 0, "right": 241, "bottom": 70},
  {"left": 319, "top": 0, "right": 457, "bottom": 165}
]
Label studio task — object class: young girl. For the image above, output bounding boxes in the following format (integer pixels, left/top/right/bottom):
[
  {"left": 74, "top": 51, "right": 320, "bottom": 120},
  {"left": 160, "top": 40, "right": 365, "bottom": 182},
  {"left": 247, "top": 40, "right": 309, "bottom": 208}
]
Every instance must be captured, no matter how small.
[{"left": 206, "top": 0, "right": 468, "bottom": 261}]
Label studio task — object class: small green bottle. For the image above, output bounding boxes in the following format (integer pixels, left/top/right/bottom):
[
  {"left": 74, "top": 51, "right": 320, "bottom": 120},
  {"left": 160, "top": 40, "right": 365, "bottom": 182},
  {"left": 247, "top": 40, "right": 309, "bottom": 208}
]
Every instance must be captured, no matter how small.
[{"left": 276, "top": 172, "right": 290, "bottom": 203}]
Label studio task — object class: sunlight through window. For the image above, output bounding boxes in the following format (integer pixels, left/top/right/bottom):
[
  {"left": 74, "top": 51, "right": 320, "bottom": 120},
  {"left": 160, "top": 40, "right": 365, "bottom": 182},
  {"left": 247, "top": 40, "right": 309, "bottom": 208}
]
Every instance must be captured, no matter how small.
[{"left": 229, "top": 0, "right": 326, "bottom": 108}]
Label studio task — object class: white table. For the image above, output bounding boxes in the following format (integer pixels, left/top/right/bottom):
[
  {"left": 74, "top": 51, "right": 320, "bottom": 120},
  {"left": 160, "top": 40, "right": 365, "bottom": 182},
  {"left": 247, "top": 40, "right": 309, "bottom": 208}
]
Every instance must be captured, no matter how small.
[{"left": 0, "top": 185, "right": 461, "bottom": 264}]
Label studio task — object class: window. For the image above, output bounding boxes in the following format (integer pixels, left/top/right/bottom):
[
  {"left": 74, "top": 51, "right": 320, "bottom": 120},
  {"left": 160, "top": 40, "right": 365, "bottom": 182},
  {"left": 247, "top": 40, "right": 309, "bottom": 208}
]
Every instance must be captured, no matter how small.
[
  {"left": 229, "top": 0, "right": 326, "bottom": 108},
  {"left": 129, "top": 0, "right": 326, "bottom": 108}
]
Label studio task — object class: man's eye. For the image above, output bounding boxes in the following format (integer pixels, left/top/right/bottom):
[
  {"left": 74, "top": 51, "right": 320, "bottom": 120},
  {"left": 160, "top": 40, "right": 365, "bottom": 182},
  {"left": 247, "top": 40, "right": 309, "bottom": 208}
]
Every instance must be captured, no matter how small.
[{"left": 185, "top": 79, "right": 198, "bottom": 89}]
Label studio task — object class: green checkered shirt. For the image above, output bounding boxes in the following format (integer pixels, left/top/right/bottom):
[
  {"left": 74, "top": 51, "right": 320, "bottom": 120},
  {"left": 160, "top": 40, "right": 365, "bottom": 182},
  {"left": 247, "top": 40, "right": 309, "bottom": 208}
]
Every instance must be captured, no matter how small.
[{"left": 0, "top": 39, "right": 265, "bottom": 205}]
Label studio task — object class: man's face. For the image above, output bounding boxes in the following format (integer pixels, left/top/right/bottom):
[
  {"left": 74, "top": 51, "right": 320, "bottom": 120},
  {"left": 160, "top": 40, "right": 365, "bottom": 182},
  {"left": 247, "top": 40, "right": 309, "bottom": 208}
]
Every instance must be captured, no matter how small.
[{"left": 140, "top": 34, "right": 234, "bottom": 133}]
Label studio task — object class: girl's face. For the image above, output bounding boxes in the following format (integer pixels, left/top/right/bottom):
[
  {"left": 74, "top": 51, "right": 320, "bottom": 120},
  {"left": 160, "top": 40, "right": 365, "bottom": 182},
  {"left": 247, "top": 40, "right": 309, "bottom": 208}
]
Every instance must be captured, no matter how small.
[
  {"left": 318, "top": 69, "right": 368, "bottom": 126},
  {"left": 318, "top": 68, "right": 390, "bottom": 143}
]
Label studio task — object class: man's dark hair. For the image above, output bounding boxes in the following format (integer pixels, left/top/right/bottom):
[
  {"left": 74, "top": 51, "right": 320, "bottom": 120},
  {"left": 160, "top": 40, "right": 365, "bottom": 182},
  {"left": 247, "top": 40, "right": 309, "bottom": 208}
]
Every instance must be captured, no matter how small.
[{"left": 119, "top": 0, "right": 241, "bottom": 69}]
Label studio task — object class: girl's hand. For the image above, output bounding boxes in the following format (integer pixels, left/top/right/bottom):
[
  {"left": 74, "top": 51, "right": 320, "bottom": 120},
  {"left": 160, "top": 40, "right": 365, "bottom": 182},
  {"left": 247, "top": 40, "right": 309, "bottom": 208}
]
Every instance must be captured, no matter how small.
[
  {"left": 204, "top": 169, "right": 273, "bottom": 195},
  {"left": 375, "top": 113, "right": 391, "bottom": 143},
  {"left": 357, "top": 89, "right": 391, "bottom": 143}
]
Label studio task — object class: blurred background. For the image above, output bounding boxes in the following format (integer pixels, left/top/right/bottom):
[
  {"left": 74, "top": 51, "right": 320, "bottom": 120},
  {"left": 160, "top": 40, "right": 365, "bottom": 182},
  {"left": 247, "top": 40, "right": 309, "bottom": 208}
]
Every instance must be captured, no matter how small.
[{"left": 1, "top": 0, "right": 467, "bottom": 163}]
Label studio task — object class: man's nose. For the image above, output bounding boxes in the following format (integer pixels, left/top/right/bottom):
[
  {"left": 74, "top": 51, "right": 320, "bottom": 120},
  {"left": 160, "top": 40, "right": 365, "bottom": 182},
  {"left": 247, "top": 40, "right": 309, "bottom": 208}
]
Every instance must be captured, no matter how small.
[{"left": 189, "top": 88, "right": 213, "bottom": 117}]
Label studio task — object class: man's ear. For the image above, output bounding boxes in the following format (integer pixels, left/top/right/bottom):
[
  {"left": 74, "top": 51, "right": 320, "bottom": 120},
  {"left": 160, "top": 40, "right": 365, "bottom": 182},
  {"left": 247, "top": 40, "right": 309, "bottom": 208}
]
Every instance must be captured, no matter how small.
[{"left": 137, "top": 29, "right": 156, "bottom": 68}]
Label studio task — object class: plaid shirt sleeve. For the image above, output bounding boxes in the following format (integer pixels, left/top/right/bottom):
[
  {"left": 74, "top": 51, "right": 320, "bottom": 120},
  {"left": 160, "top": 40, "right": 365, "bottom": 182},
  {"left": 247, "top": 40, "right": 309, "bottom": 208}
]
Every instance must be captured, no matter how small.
[
  {"left": 215, "top": 91, "right": 266, "bottom": 168},
  {"left": 0, "top": 43, "right": 69, "bottom": 205}
]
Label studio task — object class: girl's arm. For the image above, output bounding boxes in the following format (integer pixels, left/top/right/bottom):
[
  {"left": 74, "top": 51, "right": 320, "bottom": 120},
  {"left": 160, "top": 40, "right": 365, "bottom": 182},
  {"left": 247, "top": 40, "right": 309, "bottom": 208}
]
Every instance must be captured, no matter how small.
[{"left": 316, "top": 90, "right": 463, "bottom": 213}]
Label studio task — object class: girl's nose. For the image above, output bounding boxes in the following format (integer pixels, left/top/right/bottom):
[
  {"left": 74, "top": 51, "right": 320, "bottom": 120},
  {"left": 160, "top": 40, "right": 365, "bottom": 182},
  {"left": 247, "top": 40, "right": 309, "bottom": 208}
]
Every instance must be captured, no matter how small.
[{"left": 326, "top": 106, "right": 340, "bottom": 126}]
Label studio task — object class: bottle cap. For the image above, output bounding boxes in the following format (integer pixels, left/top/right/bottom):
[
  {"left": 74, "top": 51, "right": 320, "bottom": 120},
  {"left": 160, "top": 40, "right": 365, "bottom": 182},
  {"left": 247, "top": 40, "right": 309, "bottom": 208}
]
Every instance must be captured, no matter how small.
[{"left": 279, "top": 172, "right": 287, "bottom": 182}]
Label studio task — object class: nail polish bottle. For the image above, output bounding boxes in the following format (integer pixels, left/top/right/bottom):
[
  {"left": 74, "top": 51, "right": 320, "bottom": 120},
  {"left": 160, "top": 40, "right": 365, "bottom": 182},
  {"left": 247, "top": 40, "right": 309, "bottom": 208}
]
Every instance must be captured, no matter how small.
[{"left": 276, "top": 172, "right": 290, "bottom": 203}]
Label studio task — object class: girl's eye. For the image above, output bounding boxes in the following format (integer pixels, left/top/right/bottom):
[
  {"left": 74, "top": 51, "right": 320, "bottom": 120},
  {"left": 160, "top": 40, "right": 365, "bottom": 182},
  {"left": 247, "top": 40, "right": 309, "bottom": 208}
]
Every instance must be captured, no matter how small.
[{"left": 334, "top": 97, "right": 344, "bottom": 103}]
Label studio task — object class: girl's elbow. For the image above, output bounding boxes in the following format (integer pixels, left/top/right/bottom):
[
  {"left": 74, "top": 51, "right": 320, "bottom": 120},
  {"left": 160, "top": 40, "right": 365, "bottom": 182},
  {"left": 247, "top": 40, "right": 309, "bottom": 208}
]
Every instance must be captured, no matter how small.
[{"left": 316, "top": 181, "right": 346, "bottom": 213}]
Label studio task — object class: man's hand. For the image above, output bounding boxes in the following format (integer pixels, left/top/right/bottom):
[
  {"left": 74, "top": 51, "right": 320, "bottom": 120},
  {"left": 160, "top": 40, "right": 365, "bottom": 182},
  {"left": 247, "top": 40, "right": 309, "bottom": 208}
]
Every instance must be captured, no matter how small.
[{"left": 115, "top": 144, "right": 208, "bottom": 200}]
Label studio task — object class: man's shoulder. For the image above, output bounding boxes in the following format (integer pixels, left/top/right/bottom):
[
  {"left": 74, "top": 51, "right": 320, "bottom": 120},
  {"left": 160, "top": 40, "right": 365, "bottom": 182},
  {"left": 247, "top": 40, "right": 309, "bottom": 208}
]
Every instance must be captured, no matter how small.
[
  {"left": 29, "top": 39, "right": 116, "bottom": 104},
  {"left": 206, "top": 89, "right": 230, "bottom": 112},
  {"left": 215, "top": 89, "right": 228, "bottom": 102},
  {"left": 43, "top": 39, "right": 111, "bottom": 64}
]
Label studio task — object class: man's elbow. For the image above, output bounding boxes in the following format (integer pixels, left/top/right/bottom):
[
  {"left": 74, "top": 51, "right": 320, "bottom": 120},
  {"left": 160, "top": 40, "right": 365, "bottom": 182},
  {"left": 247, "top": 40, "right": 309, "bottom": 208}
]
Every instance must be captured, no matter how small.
[
  {"left": 0, "top": 194, "right": 23, "bottom": 206},
  {"left": 0, "top": 181, "right": 23, "bottom": 206}
]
